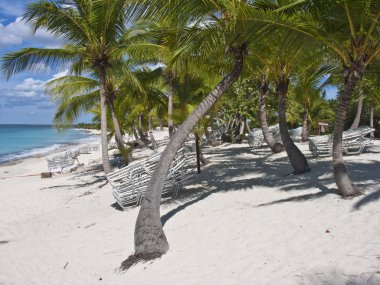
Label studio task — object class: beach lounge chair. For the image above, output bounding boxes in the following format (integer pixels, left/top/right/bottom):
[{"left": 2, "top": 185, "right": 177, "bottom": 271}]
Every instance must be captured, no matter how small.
[
  {"left": 47, "top": 155, "right": 78, "bottom": 173},
  {"left": 341, "top": 126, "right": 374, "bottom": 155},
  {"left": 308, "top": 135, "right": 332, "bottom": 157},
  {"left": 107, "top": 148, "right": 195, "bottom": 209},
  {"left": 46, "top": 149, "right": 82, "bottom": 173},
  {"left": 309, "top": 126, "right": 374, "bottom": 157}
]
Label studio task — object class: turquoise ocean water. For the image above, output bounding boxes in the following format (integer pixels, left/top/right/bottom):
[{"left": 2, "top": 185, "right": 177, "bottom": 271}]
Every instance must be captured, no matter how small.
[{"left": 0, "top": 125, "right": 98, "bottom": 163}]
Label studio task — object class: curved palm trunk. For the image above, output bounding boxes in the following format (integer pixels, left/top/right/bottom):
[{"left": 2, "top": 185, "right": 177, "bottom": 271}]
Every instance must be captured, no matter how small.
[
  {"left": 333, "top": 61, "right": 365, "bottom": 197},
  {"left": 134, "top": 45, "right": 247, "bottom": 257},
  {"left": 258, "top": 76, "right": 284, "bottom": 153},
  {"left": 277, "top": 74, "right": 309, "bottom": 174},
  {"left": 99, "top": 71, "right": 111, "bottom": 175},
  {"left": 349, "top": 93, "right": 363, "bottom": 129},
  {"left": 167, "top": 72, "right": 175, "bottom": 139},
  {"left": 109, "top": 102, "right": 133, "bottom": 163},
  {"left": 301, "top": 111, "right": 309, "bottom": 141},
  {"left": 109, "top": 101, "right": 125, "bottom": 150}
]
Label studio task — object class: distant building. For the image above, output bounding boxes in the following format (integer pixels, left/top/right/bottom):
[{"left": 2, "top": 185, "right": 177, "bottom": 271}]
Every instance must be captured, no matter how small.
[{"left": 318, "top": 122, "right": 329, "bottom": 135}]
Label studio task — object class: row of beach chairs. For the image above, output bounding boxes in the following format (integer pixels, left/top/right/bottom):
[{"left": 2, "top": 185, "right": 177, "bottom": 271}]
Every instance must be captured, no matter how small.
[
  {"left": 47, "top": 144, "right": 100, "bottom": 173},
  {"left": 107, "top": 147, "right": 195, "bottom": 209},
  {"left": 247, "top": 124, "right": 302, "bottom": 148},
  {"left": 308, "top": 126, "right": 374, "bottom": 157}
]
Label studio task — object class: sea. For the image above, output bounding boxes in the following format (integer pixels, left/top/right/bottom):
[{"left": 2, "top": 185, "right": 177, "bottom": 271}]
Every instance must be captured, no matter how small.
[{"left": 0, "top": 125, "right": 98, "bottom": 164}]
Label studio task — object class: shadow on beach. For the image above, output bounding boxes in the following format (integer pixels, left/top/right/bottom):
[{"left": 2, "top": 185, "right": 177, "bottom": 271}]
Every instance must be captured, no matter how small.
[{"left": 157, "top": 143, "right": 380, "bottom": 226}]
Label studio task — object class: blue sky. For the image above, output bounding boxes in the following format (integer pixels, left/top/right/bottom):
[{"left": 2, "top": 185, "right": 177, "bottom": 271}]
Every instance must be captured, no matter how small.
[
  {"left": 0, "top": 0, "right": 92, "bottom": 124},
  {"left": 0, "top": 1, "right": 339, "bottom": 124}
]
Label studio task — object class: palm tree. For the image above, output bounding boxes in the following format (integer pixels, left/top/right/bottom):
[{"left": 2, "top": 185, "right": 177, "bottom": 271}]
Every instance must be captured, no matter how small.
[
  {"left": 1, "top": 0, "right": 133, "bottom": 174},
  {"left": 306, "top": 0, "right": 380, "bottom": 196},
  {"left": 249, "top": 30, "right": 313, "bottom": 174},
  {"left": 256, "top": 70, "right": 285, "bottom": 152},
  {"left": 46, "top": 72, "right": 135, "bottom": 161},
  {"left": 132, "top": 0, "right": 310, "bottom": 258},
  {"left": 348, "top": 65, "right": 380, "bottom": 130},
  {"left": 292, "top": 62, "right": 336, "bottom": 140}
]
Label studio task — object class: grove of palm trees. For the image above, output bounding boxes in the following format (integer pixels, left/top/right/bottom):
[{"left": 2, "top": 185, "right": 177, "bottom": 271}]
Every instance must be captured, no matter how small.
[{"left": 1, "top": 0, "right": 379, "bottom": 284}]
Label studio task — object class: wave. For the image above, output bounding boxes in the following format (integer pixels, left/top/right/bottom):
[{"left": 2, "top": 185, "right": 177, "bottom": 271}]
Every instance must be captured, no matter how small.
[
  {"left": 0, "top": 135, "right": 99, "bottom": 164},
  {"left": 0, "top": 144, "right": 64, "bottom": 163}
]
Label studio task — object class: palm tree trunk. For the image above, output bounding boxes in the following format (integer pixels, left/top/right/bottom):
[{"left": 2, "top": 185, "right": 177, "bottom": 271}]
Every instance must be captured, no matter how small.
[
  {"left": 277, "top": 74, "right": 309, "bottom": 174},
  {"left": 237, "top": 116, "right": 245, "bottom": 143},
  {"left": 138, "top": 113, "right": 145, "bottom": 141},
  {"left": 333, "top": 62, "right": 365, "bottom": 197},
  {"left": 99, "top": 70, "right": 111, "bottom": 174},
  {"left": 109, "top": 101, "right": 133, "bottom": 163},
  {"left": 148, "top": 115, "right": 156, "bottom": 149},
  {"left": 134, "top": 44, "right": 247, "bottom": 257},
  {"left": 301, "top": 111, "right": 309, "bottom": 141},
  {"left": 349, "top": 93, "right": 363, "bottom": 129},
  {"left": 138, "top": 113, "right": 150, "bottom": 144},
  {"left": 166, "top": 71, "right": 175, "bottom": 139},
  {"left": 258, "top": 75, "right": 284, "bottom": 153},
  {"left": 109, "top": 101, "right": 125, "bottom": 151},
  {"left": 132, "top": 123, "right": 145, "bottom": 147}
]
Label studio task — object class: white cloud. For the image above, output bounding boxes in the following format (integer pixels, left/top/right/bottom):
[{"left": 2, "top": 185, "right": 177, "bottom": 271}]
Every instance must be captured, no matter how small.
[
  {"left": 0, "top": 68, "right": 73, "bottom": 109},
  {"left": 0, "top": 17, "right": 63, "bottom": 48},
  {"left": 6, "top": 77, "right": 46, "bottom": 98},
  {"left": 15, "top": 77, "right": 45, "bottom": 91}
]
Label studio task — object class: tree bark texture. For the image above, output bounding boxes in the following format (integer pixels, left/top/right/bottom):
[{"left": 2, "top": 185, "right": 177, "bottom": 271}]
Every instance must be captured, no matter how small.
[
  {"left": 333, "top": 60, "right": 365, "bottom": 197},
  {"left": 258, "top": 76, "right": 284, "bottom": 153},
  {"left": 301, "top": 111, "right": 309, "bottom": 141},
  {"left": 349, "top": 93, "right": 363, "bottom": 129},
  {"left": 134, "top": 45, "right": 247, "bottom": 257},
  {"left": 138, "top": 113, "right": 148, "bottom": 143},
  {"left": 99, "top": 70, "right": 111, "bottom": 175},
  {"left": 277, "top": 74, "right": 309, "bottom": 174},
  {"left": 132, "top": 124, "right": 145, "bottom": 147},
  {"left": 109, "top": 101, "right": 126, "bottom": 151}
]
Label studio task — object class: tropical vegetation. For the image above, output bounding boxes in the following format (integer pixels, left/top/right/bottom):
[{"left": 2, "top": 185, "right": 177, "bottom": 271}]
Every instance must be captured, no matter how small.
[{"left": 1, "top": 0, "right": 379, "bottom": 260}]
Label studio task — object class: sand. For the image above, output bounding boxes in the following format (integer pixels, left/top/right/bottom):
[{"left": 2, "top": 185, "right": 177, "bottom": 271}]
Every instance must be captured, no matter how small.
[{"left": 0, "top": 131, "right": 379, "bottom": 285}]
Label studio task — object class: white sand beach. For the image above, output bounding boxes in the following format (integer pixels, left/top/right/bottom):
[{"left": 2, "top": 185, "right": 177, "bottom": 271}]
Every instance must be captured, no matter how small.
[{"left": 0, "top": 131, "right": 379, "bottom": 285}]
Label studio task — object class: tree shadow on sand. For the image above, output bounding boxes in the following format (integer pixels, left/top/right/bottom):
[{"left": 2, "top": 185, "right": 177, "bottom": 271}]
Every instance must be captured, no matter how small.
[
  {"left": 353, "top": 188, "right": 380, "bottom": 210},
  {"left": 40, "top": 164, "right": 107, "bottom": 191},
  {"left": 158, "top": 144, "right": 380, "bottom": 225}
]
